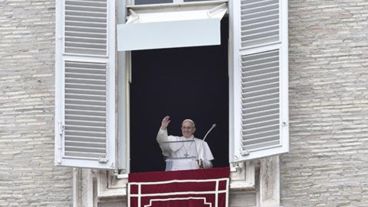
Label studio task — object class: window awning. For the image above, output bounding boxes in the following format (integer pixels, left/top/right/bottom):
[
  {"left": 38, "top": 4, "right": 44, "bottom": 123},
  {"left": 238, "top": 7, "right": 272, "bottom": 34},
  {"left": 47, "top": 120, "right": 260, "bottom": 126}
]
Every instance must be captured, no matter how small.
[{"left": 117, "top": 4, "right": 227, "bottom": 51}]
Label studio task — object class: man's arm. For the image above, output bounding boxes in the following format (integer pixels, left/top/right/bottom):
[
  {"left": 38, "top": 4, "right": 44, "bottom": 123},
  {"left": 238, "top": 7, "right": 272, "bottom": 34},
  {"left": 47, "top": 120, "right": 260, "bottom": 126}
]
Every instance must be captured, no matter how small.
[
  {"left": 199, "top": 141, "right": 214, "bottom": 168},
  {"left": 156, "top": 116, "right": 171, "bottom": 143}
]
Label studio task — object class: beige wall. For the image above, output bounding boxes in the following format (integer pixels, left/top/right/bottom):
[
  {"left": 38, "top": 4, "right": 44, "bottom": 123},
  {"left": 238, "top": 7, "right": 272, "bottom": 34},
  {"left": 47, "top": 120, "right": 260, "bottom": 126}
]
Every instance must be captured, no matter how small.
[
  {"left": 282, "top": 0, "right": 368, "bottom": 206},
  {"left": 0, "top": 0, "right": 72, "bottom": 206}
]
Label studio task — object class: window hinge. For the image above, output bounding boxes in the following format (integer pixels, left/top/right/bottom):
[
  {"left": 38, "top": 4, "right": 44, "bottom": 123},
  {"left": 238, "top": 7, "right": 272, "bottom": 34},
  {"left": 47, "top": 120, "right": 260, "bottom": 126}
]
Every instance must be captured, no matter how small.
[
  {"left": 241, "top": 150, "right": 249, "bottom": 156},
  {"left": 58, "top": 122, "right": 65, "bottom": 137},
  {"left": 99, "top": 158, "right": 109, "bottom": 163}
]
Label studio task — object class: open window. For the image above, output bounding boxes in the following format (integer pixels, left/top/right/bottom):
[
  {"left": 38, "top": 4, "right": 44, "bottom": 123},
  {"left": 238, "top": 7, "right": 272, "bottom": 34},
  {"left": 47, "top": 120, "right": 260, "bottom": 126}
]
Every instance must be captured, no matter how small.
[
  {"left": 55, "top": 0, "right": 289, "bottom": 172},
  {"left": 129, "top": 17, "right": 229, "bottom": 172}
]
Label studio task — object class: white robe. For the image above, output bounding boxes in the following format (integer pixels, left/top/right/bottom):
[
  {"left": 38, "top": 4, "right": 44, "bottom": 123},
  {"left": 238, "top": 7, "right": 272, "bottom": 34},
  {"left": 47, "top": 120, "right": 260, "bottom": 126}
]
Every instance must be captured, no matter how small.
[{"left": 157, "top": 129, "right": 214, "bottom": 171}]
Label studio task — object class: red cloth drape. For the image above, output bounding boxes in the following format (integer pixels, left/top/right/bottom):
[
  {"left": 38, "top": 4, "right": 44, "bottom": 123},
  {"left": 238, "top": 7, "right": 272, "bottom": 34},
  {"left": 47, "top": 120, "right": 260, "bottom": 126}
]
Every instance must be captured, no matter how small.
[{"left": 128, "top": 167, "right": 229, "bottom": 207}]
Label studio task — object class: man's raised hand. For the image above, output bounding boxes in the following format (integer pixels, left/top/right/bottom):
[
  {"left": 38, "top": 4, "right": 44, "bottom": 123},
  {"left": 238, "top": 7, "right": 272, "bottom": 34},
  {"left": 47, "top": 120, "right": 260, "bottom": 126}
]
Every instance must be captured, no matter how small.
[{"left": 161, "top": 116, "right": 171, "bottom": 130}]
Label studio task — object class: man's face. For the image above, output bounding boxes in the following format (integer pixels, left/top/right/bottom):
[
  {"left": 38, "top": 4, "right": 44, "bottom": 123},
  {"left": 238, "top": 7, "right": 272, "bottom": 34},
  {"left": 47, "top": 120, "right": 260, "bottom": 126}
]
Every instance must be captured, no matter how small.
[{"left": 181, "top": 121, "right": 195, "bottom": 138}]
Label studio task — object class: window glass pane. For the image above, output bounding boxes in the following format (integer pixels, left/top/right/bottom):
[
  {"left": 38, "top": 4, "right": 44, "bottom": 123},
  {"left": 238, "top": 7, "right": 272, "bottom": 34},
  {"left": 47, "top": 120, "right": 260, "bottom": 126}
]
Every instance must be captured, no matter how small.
[{"left": 134, "top": 0, "right": 172, "bottom": 5}]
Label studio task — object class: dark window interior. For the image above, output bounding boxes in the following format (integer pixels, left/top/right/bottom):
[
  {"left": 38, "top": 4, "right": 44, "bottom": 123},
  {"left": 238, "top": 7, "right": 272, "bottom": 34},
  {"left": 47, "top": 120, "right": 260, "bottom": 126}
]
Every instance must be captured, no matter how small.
[{"left": 130, "top": 18, "right": 229, "bottom": 172}]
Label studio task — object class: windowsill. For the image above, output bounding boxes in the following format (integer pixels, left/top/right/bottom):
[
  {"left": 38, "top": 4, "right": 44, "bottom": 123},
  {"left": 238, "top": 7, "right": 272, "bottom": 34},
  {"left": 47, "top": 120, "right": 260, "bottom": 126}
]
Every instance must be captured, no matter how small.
[
  {"left": 230, "top": 161, "right": 255, "bottom": 191},
  {"left": 97, "top": 161, "right": 255, "bottom": 198}
]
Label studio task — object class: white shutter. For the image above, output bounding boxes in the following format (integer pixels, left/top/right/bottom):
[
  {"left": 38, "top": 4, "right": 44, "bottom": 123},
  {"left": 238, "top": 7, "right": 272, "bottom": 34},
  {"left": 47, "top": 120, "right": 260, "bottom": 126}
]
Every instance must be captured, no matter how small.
[
  {"left": 230, "top": 0, "right": 288, "bottom": 162},
  {"left": 55, "top": 0, "right": 116, "bottom": 169}
]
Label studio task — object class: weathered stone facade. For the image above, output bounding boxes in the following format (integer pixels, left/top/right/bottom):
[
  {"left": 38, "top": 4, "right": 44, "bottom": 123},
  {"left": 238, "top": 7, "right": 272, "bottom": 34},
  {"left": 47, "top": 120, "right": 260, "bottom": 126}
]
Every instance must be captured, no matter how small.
[
  {"left": 282, "top": 0, "right": 368, "bottom": 206},
  {"left": 0, "top": 0, "right": 367, "bottom": 206},
  {"left": 0, "top": 0, "right": 72, "bottom": 206}
]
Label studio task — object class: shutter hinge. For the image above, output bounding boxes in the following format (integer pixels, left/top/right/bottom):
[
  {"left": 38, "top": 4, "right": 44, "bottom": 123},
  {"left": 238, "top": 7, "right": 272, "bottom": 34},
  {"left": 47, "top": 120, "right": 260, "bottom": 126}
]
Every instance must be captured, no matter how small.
[
  {"left": 241, "top": 150, "right": 249, "bottom": 156},
  {"left": 56, "top": 122, "right": 65, "bottom": 164},
  {"left": 99, "top": 158, "right": 109, "bottom": 163},
  {"left": 58, "top": 122, "right": 65, "bottom": 136}
]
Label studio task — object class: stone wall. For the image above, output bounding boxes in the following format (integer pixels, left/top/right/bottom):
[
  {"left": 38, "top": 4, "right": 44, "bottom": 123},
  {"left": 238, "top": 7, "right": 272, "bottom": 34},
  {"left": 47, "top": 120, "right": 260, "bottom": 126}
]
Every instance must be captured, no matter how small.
[
  {"left": 282, "top": 0, "right": 368, "bottom": 206},
  {"left": 0, "top": 0, "right": 73, "bottom": 206}
]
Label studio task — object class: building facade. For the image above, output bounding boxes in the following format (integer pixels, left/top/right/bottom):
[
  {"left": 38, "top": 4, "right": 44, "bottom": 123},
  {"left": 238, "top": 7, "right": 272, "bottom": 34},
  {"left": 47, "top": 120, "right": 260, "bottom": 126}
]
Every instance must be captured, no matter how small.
[{"left": 0, "top": 0, "right": 368, "bottom": 206}]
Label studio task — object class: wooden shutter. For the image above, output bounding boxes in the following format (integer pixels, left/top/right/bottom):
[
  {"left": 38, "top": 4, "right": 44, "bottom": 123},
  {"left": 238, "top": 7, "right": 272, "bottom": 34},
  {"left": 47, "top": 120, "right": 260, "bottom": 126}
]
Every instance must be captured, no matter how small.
[
  {"left": 230, "top": 0, "right": 288, "bottom": 162},
  {"left": 55, "top": 0, "right": 116, "bottom": 169}
]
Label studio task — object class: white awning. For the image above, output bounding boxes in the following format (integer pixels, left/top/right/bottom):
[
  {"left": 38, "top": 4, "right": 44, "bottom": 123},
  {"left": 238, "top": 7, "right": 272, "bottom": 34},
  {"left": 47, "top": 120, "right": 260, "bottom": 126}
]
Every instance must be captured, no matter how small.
[{"left": 117, "top": 4, "right": 227, "bottom": 51}]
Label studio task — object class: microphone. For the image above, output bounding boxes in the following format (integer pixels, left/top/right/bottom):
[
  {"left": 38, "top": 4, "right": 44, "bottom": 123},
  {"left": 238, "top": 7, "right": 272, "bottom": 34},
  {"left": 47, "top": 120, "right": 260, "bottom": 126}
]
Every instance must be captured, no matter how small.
[{"left": 202, "top": 123, "right": 216, "bottom": 141}]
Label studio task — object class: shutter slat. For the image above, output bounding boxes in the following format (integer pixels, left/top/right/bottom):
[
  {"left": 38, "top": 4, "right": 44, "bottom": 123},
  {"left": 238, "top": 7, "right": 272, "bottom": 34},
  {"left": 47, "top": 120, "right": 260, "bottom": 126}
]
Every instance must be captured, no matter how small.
[
  {"left": 64, "top": 48, "right": 107, "bottom": 55},
  {"left": 67, "top": 20, "right": 106, "bottom": 27},
  {"left": 66, "top": 126, "right": 106, "bottom": 132},
  {"left": 66, "top": 130, "right": 105, "bottom": 137},
  {"left": 66, "top": 146, "right": 106, "bottom": 152},
  {"left": 242, "top": 134, "right": 279, "bottom": 145},
  {"left": 66, "top": 76, "right": 106, "bottom": 82},
  {"left": 65, "top": 109, "right": 106, "bottom": 116},
  {"left": 66, "top": 120, "right": 105, "bottom": 127},
  {"left": 65, "top": 114, "right": 105, "bottom": 121},
  {"left": 242, "top": 129, "right": 279, "bottom": 140},
  {"left": 66, "top": 37, "right": 106, "bottom": 44},
  {"left": 244, "top": 102, "right": 279, "bottom": 113},
  {"left": 66, "top": 31, "right": 106, "bottom": 38},
  {"left": 66, "top": 98, "right": 105, "bottom": 105},
  {"left": 243, "top": 103, "right": 279, "bottom": 114},
  {"left": 66, "top": 10, "right": 107, "bottom": 16},
  {"left": 243, "top": 86, "right": 279, "bottom": 96},
  {"left": 242, "top": 18, "right": 278, "bottom": 30},
  {"left": 242, "top": 6, "right": 278, "bottom": 19},
  {"left": 242, "top": 93, "right": 279, "bottom": 105},
  {"left": 65, "top": 93, "right": 106, "bottom": 99},
  {"left": 66, "top": 66, "right": 105, "bottom": 72},
  {"left": 243, "top": 108, "right": 279, "bottom": 118},
  {"left": 66, "top": 84, "right": 105, "bottom": 91},
  {"left": 243, "top": 112, "right": 279, "bottom": 124},
  {"left": 66, "top": 104, "right": 106, "bottom": 111},
  {"left": 65, "top": 152, "right": 105, "bottom": 159},
  {"left": 66, "top": 140, "right": 105, "bottom": 148},
  {"left": 241, "top": 20, "right": 278, "bottom": 32},
  {"left": 242, "top": 140, "right": 280, "bottom": 151},
  {"left": 65, "top": 71, "right": 106, "bottom": 78},
  {"left": 66, "top": 2, "right": 106, "bottom": 8},
  {"left": 243, "top": 67, "right": 278, "bottom": 77},
  {"left": 241, "top": 0, "right": 278, "bottom": 8},
  {"left": 242, "top": 125, "right": 279, "bottom": 136},
  {"left": 242, "top": 71, "right": 279, "bottom": 82},
  {"left": 243, "top": 119, "right": 279, "bottom": 130}
]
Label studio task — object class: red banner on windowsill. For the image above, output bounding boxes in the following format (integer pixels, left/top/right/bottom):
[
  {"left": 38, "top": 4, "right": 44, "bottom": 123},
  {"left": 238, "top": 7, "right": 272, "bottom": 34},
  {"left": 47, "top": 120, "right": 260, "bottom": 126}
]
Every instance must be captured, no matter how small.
[{"left": 128, "top": 167, "right": 230, "bottom": 207}]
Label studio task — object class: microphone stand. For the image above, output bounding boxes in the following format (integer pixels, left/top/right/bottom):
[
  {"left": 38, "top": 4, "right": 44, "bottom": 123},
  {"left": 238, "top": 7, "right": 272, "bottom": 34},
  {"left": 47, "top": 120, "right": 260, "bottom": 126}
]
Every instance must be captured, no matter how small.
[
  {"left": 198, "top": 123, "right": 216, "bottom": 168},
  {"left": 203, "top": 123, "right": 216, "bottom": 141}
]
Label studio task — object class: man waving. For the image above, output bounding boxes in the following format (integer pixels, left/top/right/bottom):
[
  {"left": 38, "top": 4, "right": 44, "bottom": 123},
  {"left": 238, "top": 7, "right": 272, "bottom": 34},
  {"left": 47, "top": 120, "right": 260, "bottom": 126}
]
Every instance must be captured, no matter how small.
[{"left": 157, "top": 116, "right": 214, "bottom": 171}]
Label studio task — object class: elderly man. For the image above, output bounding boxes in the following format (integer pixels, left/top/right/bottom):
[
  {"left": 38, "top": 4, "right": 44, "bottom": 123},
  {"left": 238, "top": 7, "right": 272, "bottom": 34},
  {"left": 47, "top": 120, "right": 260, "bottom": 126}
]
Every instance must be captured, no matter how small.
[{"left": 157, "top": 116, "right": 214, "bottom": 171}]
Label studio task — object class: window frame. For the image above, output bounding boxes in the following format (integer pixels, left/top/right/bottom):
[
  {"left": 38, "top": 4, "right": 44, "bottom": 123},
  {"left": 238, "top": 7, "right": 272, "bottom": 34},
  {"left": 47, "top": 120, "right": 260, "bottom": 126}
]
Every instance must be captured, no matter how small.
[{"left": 117, "top": 0, "right": 289, "bottom": 172}]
